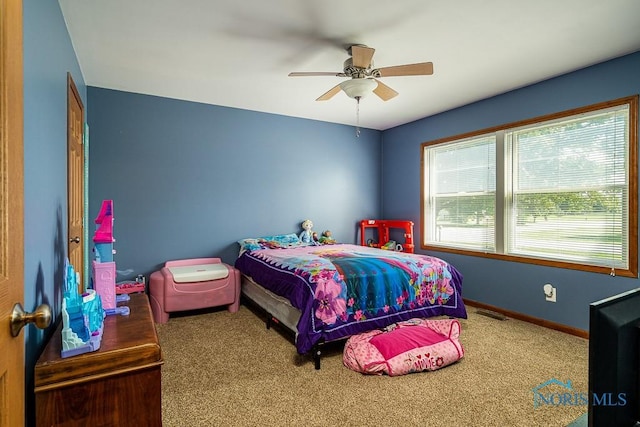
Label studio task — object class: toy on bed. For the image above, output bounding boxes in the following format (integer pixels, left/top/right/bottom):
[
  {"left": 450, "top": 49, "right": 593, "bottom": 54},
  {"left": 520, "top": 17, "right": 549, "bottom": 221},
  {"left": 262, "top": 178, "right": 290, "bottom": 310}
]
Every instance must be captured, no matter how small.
[
  {"left": 319, "top": 230, "right": 336, "bottom": 245},
  {"left": 299, "top": 219, "right": 320, "bottom": 245}
]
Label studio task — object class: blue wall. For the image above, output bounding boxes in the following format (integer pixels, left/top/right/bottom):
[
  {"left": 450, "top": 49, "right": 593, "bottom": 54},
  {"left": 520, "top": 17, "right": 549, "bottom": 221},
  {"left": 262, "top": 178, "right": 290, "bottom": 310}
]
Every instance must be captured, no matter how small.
[
  {"left": 87, "top": 88, "right": 382, "bottom": 279},
  {"left": 19, "top": 1, "right": 639, "bottom": 422},
  {"left": 23, "top": 0, "right": 86, "bottom": 424},
  {"left": 381, "top": 51, "right": 640, "bottom": 332}
]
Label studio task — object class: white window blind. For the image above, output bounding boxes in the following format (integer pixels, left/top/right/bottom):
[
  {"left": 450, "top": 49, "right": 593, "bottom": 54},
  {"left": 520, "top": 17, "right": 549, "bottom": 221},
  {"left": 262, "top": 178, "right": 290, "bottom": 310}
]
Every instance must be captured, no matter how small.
[
  {"left": 506, "top": 106, "right": 629, "bottom": 269},
  {"left": 421, "top": 97, "right": 637, "bottom": 276},
  {"left": 425, "top": 135, "right": 496, "bottom": 251}
]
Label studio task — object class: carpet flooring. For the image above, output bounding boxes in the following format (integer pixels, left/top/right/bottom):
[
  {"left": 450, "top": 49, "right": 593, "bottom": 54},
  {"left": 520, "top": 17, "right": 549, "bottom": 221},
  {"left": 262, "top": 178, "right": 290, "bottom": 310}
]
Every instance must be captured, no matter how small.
[{"left": 156, "top": 303, "right": 588, "bottom": 427}]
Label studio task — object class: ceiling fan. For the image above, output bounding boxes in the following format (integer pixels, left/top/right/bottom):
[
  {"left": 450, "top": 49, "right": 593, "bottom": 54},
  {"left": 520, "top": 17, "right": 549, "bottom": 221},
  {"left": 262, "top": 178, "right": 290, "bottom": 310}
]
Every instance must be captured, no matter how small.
[{"left": 288, "top": 44, "right": 434, "bottom": 102}]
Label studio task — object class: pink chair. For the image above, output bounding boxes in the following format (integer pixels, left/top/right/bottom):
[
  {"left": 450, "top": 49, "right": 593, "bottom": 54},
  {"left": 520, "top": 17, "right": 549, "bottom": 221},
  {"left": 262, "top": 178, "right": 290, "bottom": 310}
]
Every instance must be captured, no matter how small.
[{"left": 149, "top": 258, "right": 240, "bottom": 324}]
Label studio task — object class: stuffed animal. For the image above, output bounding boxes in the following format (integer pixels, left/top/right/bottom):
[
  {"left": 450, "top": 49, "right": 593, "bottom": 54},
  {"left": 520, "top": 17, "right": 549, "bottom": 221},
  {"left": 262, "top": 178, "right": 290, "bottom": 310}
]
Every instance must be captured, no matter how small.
[
  {"left": 299, "top": 219, "right": 319, "bottom": 245},
  {"left": 319, "top": 230, "right": 336, "bottom": 245}
]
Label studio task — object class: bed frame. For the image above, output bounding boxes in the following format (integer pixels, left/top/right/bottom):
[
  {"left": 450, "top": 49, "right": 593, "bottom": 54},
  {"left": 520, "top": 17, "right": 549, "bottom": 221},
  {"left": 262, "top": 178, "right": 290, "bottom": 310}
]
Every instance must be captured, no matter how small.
[{"left": 241, "top": 274, "right": 328, "bottom": 369}]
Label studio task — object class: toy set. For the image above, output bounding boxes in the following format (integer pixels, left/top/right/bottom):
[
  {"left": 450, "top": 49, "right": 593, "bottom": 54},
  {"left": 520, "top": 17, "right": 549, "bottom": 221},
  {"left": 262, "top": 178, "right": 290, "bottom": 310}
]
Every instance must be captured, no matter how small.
[
  {"left": 60, "top": 199, "right": 136, "bottom": 358},
  {"left": 92, "top": 200, "right": 129, "bottom": 316},
  {"left": 359, "top": 219, "right": 415, "bottom": 253},
  {"left": 60, "top": 259, "right": 105, "bottom": 358},
  {"left": 115, "top": 276, "right": 146, "bottom": 294}
]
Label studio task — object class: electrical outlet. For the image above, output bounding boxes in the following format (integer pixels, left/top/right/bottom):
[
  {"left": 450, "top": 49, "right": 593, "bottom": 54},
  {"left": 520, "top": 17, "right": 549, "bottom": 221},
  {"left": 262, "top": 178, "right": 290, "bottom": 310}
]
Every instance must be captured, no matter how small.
[{"left": 543, "top": 283, "right": 557, "bottom": 302}]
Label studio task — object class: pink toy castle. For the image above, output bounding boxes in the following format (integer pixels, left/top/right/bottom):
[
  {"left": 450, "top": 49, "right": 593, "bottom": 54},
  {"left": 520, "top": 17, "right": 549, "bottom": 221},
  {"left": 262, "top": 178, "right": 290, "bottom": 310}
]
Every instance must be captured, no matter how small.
[{"left": 93, "top": 200, "right": 116, "bottom": 310}]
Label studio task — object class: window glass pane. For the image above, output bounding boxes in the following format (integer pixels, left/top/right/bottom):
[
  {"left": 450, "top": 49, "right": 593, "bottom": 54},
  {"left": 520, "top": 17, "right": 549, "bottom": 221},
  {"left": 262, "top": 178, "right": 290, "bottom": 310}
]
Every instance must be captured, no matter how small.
[
  {"left": 433, "top": 195, "right": 496, "bottom": 249},
  {"left": 508, "top": 107, "right": 629, "bottom": 268},
  {"left": 421, "top": 97, "right": 635, "bottom": 275},
  {"left": 426, "top": 136, "right": 496, "bottom": 251},
  {"left": 511, "top": 191, "right": 625, "bottom": 266}
]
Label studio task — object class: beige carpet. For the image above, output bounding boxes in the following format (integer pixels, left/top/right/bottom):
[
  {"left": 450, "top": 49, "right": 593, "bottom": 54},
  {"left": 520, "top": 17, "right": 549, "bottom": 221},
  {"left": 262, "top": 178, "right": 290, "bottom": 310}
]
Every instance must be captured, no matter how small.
[{"left": 156, "top": 304, "right": 588, "bottom": 427}]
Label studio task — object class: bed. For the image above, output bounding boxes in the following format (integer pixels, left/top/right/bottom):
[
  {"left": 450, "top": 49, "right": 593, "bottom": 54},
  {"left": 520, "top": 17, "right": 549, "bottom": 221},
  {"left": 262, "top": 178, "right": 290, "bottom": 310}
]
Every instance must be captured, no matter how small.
[{"left": 234, "top": 234, "right": 467, "bottom": 368}]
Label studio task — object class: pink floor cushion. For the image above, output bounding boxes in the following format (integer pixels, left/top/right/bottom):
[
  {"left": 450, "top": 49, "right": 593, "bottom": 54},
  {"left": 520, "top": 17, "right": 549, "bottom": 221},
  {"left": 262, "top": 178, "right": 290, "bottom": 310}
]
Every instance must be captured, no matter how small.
[{"left": 343, "top": 318, "right": 464, "bottom": 376}]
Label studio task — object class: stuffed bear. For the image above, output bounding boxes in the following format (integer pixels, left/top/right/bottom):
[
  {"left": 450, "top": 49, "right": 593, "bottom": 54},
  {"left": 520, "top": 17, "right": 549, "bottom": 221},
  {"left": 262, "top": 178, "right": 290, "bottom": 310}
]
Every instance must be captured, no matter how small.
[{"left": 319, "top": 230, "right": 336, "bottom": 245}]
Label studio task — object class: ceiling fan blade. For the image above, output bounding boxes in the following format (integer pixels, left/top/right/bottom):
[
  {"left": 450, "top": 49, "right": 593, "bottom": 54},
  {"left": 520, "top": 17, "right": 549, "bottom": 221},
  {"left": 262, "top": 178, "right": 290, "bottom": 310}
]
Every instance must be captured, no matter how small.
[
  {"left": 377, "top": 62, "right": 434, "bottom": 77},
  {"left": 351, "top": 45, "right": 375, "bottom": 69},
  {"left": 373, "top": 79, "right": 399, "bottom": 101},
  {"left": 316, "top": 84, "right": 342, "bottom": 101},
  {"left": 289, "top": 71, "right": 344, "bottom": 77}
]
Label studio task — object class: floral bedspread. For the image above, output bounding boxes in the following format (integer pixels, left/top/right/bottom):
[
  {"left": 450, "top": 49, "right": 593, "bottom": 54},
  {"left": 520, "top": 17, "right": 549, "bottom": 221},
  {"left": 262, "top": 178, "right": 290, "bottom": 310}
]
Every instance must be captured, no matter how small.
[{"left": 235, "top": 244, "right": 466, "bottom": 354}]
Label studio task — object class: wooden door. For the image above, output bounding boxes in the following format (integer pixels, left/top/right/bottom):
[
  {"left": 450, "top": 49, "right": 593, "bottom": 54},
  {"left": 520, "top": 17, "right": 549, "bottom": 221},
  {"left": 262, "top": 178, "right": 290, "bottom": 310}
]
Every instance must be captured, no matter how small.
[
  {"left": 0, "top": 0, "right": 25, "bottom": 425},
  {"left": 67, "top": 74, "right": 84, "bottom": 293}
]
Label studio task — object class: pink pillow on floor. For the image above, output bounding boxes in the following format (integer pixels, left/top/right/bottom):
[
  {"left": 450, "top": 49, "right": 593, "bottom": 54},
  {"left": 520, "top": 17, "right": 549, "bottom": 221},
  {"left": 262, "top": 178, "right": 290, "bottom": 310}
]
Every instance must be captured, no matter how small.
[{"left": 343, "top": 318, "right": 464, "bottom": 376}]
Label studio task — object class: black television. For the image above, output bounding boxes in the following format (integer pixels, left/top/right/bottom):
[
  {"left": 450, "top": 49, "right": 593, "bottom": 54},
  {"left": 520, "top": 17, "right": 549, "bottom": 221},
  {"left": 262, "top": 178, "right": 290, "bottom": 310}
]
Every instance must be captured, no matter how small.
[{"left": 588, "top": 288, "right": 640, "bottom": 427}]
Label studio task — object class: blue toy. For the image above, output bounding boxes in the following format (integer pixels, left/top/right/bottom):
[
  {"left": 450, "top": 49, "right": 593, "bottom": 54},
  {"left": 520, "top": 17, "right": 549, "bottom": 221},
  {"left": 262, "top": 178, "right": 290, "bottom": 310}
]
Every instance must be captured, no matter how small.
[
  {"left": 60, "top": 258, "right": 105, "bottom": 358},
  {"left": 299, "top": 219, "right": 319, "bottom": 245}
]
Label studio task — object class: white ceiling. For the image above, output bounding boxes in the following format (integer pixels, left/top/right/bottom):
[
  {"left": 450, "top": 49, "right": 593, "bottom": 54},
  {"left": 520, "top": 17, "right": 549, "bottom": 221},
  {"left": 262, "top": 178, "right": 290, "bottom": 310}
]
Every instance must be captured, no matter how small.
[{"left": 58, "top": 0, "right": 640, "bottom": 131}]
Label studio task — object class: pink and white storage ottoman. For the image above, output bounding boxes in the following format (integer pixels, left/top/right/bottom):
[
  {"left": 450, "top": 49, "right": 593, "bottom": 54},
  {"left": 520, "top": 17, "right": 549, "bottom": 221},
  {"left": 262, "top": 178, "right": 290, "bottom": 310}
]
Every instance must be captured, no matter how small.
[{"left": 149, "top": 257, "right": 240, "bottom": 324}]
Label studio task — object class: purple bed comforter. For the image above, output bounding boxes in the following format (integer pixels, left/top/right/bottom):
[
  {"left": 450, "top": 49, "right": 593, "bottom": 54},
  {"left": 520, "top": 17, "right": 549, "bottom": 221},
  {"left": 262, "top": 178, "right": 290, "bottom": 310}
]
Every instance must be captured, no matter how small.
[{"left": 235, "top": 244, "right": 467, "bottom": 354}]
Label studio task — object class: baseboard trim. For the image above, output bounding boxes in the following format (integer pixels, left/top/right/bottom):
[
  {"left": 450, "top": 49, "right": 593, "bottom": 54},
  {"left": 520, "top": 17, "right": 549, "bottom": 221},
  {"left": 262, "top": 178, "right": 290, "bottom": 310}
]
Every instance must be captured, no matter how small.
[{"left": 464, "top": 299, "right": 589, "bottom": 339}]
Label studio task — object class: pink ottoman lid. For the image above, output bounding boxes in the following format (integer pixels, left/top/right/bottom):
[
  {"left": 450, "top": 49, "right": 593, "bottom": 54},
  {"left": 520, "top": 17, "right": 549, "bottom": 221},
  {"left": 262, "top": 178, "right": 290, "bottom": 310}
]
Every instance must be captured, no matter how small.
[{"left": 167, "top": 263, "right": 229, "bottom": 283}]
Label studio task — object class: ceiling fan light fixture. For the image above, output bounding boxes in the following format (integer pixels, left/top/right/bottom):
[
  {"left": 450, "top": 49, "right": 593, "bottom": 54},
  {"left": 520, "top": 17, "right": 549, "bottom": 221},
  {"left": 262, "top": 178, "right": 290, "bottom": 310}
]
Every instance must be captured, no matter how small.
[{"left": 339, "top": 78, "right": 377, "bottom": 99}]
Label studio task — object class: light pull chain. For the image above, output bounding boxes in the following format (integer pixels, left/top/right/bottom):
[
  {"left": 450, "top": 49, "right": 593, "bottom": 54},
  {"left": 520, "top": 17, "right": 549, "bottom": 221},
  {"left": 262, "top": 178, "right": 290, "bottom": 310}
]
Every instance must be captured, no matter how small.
[{"left": 355, "top": 96, "right": 361, "bottom": 138}]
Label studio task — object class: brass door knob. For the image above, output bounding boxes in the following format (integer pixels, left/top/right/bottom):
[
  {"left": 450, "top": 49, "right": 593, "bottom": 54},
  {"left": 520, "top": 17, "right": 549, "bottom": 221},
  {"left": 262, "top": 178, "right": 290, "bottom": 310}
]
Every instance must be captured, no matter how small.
[{"left": 10, "top": 303, "right": 52, "bottom": 337}]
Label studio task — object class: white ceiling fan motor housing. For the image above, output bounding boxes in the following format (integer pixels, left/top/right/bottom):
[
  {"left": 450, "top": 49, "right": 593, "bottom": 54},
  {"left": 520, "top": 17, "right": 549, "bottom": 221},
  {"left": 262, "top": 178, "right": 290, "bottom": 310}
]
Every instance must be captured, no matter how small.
[{"left": 339, "top": 78, "right": 378, "bottom": 98}]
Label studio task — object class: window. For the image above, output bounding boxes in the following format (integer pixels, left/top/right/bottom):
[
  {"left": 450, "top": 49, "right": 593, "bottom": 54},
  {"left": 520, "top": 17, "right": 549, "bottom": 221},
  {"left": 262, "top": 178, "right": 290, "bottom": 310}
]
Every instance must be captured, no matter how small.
[
  {"left": 427, "top": 135, "right": 497, "bottom": 251},
  {"left": 421, "top": 96, "right": 638, "bottom": 277}
]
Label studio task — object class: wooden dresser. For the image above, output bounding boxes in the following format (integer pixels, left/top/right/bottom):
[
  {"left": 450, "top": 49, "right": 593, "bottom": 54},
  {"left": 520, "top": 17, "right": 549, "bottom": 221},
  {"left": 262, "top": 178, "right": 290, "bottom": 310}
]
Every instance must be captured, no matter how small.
[{"left": 34, "top": 294, "right": 163, "bottom": 426}]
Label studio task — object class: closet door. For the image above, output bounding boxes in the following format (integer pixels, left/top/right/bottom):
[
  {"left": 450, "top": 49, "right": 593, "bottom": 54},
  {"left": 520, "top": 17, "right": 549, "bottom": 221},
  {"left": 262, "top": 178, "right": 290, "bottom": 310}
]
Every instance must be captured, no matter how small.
[{"left": 67, "top": 73, "right": 85, "bottom": 293}]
